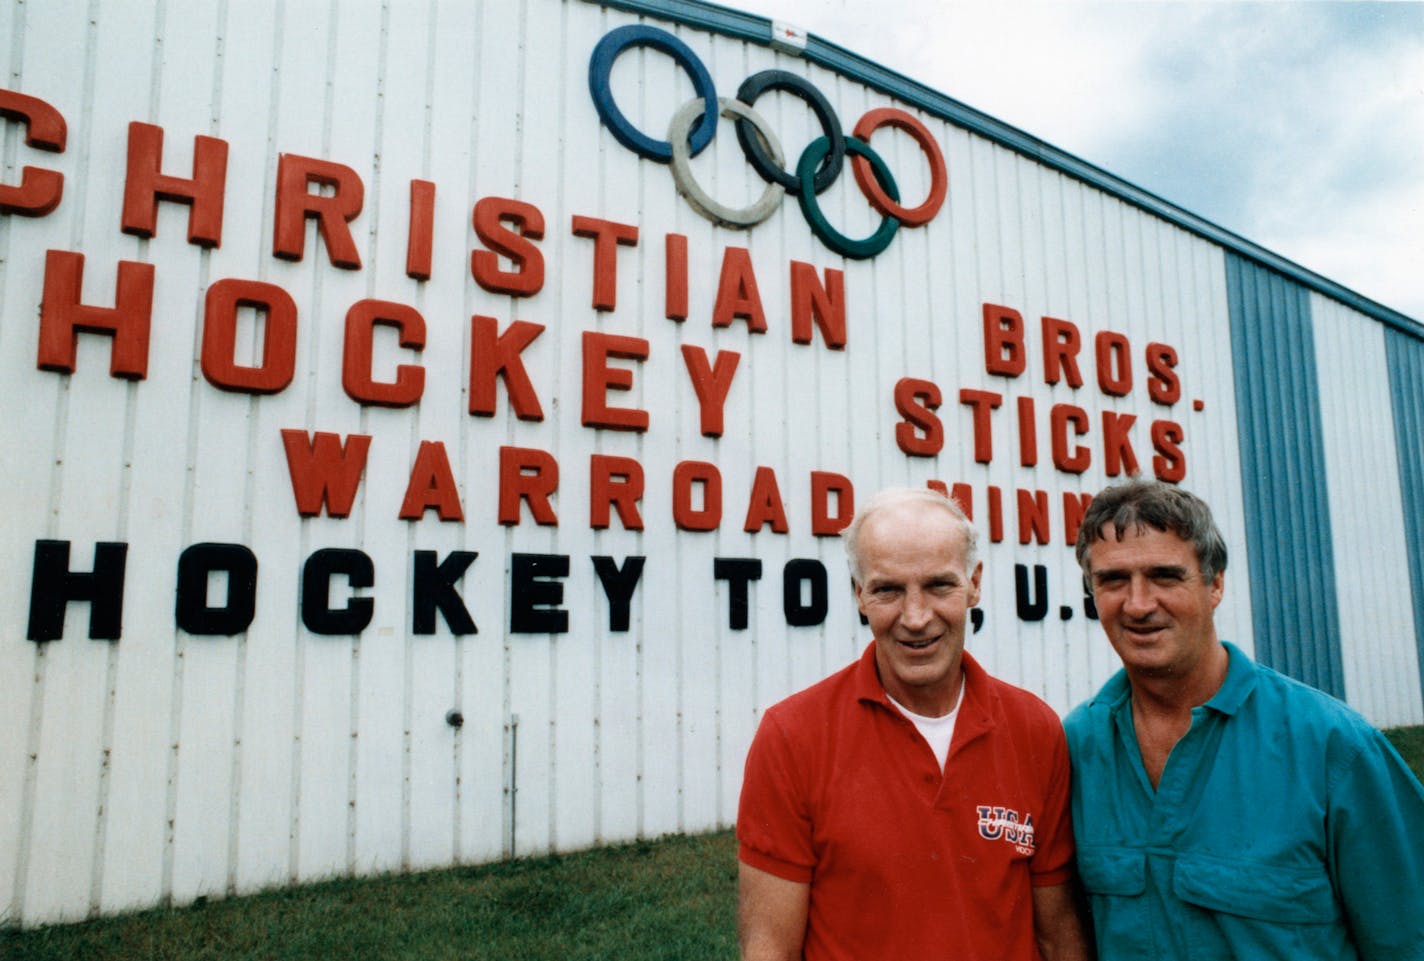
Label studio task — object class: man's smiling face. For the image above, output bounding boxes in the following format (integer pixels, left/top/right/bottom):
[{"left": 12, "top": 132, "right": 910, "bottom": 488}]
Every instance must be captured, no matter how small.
[
  {"left": 1085, "top": 523, "right": 1224, "bottom": 680},
  {"left": 855, "top": 500, "right": 982, "bottom": 717}
]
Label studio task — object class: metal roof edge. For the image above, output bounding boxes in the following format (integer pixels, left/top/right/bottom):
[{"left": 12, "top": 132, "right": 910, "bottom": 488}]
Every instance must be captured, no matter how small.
[{"left": 589, "top": 0, "right": 1424, "bottom": 339}]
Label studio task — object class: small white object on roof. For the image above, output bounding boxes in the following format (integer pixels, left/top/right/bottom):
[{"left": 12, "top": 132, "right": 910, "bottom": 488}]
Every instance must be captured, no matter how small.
[{"left": 769, "top": 20, "right": 808, "bottom": 55}]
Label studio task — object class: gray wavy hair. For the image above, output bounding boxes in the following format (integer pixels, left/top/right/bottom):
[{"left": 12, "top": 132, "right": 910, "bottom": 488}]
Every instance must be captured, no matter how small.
[{"left": 1074, "top": 477, "right": 1228, "bottom": 579}]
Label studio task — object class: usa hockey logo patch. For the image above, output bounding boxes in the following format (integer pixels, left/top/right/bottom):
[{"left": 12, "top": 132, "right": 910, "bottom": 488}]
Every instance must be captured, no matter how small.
[{"left": 976, "top": 805, "right": 1035, "bottom": 856}]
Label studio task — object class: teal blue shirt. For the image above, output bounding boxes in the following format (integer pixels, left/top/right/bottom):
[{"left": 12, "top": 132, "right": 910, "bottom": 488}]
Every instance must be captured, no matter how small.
[{"left": 1065, "top": 642, "right": 1424, "bottom": 960}]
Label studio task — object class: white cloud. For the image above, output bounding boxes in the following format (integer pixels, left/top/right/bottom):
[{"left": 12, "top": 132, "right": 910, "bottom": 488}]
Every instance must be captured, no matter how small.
[{"left": 738, "top": 0, "right": 1424, "bottom": 320}]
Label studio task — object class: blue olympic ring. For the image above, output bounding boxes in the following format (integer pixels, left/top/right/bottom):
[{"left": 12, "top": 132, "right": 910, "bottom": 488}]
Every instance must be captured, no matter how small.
[{"left": 588, "top": 25, "right": 718, "bottom": 163}]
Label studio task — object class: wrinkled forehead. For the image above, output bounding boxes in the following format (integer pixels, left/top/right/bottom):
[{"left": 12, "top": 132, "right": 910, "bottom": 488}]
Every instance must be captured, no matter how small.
[{"left": 860, "top": 503, "right": 973, "bottom": 566}]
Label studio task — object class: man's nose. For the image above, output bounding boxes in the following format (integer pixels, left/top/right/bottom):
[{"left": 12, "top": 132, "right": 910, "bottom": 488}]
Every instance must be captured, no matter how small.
[
  {"left": 1122, "top": 576, "right": 1156, "bottom": 616},
  {"left": 901, "top": 589, "right": 933, "bottom": 629}
]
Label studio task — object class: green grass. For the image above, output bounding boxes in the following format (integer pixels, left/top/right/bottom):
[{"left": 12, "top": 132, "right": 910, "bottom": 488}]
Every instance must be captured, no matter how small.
[
  {"left": 0, "top": 832, "right": 740, "bottom": 961},
  {"left": 1386, "top": 724, "right": 1424, "bottom": 782},
  {"left": 5, "top": 726, "right": 1423, "bottom": 961}
]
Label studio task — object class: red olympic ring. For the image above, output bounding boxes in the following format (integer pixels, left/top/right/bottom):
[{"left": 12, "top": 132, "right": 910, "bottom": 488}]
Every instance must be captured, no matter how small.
[{"left": 851, "top": 108, "right": 948, "bottom": 227}]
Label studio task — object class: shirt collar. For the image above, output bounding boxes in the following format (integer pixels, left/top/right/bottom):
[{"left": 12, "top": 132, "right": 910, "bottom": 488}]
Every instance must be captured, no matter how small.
[
  {"left": 1091, "top": 640, "right": 1256, "bottom": 716},
  {"left": 1202, "top": 640, "right": 1256, "bottom": 716},
  {"left": 853, "top": 641, "right": 995, "bottom": 718}
]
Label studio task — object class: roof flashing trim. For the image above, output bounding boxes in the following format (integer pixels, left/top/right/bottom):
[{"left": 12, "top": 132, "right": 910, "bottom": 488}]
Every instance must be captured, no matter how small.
[{"left": 590, "top": 0, "right": 1423, "bottom": 339}]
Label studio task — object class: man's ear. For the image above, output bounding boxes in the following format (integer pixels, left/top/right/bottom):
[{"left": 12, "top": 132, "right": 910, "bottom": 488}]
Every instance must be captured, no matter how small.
[{"left": 967, "top": 561, "right": 983, "bottom": 607}]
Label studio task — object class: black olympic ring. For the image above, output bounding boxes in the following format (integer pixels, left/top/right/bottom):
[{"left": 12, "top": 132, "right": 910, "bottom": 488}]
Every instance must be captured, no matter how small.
[
  {"left": 734, "top": 70, "right": 843, "bottom": 196},
  {"left": 588, "top": 24, "right": 947, "bottom": 259}
]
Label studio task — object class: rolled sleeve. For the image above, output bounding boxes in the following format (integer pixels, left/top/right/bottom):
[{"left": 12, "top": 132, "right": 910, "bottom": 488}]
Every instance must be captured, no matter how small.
[
  {"left": 1329, "top": 731, "right": 1424, "bottom": 961},
  {"left": 737, "top": 709, "right": 816, "bottom": 884}
]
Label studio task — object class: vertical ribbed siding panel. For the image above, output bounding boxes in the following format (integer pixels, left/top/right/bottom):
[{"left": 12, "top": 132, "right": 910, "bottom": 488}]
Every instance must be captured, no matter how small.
[
  {"left": 1225, "top": 254, "right": 1344, "bottom": 696},
  {"left": 1312, "top": 296, "right": 1423, "bottom": 726},
  {"left": 1385, "top": 327, "right": 1424, "bottom": 713},
  {"left": 5, "top": 0, "right": 1414, "bottom": 929}
]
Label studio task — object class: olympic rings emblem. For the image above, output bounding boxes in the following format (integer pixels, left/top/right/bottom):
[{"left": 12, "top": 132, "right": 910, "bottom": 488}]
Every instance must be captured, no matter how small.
[{"left": 588, "top": 25, "right": 948, "bottom": 260}]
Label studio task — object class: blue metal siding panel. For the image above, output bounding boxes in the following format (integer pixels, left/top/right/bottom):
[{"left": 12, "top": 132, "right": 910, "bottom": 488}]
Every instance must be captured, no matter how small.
[
  {"left": 1386, "top": 329, "right": 1424, "bottom": 707},
  {"left": 596, "top": 0, "right": 1424, "bottom": 340},
  {"left": 1226, "top": 254, "right": 1345, "bottom": 696}
]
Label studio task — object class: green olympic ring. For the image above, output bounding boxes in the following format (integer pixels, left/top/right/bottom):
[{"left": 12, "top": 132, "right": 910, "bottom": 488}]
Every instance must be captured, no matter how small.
[{"left": 796, "top": 136, "right": 900, "bottom": 260}]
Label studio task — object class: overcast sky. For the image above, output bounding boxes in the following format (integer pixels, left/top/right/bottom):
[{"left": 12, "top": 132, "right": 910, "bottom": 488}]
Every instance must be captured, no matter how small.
[{"left": 734, "top": 0, "right": 1423, "bottom": 323}]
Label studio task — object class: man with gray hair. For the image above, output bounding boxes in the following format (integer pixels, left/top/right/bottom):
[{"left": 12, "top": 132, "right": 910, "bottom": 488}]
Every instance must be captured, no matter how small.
[
  {"left": 1067, "top": 476, "right": 1424, "bottom": 960},
  {"left": 737, "top": 487, "right": 1090, "bottom": 961}
]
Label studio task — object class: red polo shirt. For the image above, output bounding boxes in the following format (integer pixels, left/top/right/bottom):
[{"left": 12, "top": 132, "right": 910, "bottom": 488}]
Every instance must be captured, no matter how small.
[{"left": 738, "top": 644, "right": 1074, "bottom": 961}]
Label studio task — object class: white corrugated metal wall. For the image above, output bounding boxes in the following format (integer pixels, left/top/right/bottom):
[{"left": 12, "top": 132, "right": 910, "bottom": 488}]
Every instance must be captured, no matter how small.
[
  {"left": 0, "top": 0, "right": 1415, "bottom": 928},
  {"left": 1312, "top": 294, "right": 1424, "bottom": 728}
]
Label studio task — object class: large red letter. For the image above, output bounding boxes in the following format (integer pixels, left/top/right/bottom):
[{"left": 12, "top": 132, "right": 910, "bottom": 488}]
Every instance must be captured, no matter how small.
[
  {"left": 498, "top": 446, "right": 558, "bottom": 525},
  {"left": 1050, "top": 404, "right": 1091, "bottom": 474},
  {"left": 1017, "top": 396, "right": 1037, "bottom": 467},
  {"left": 895, "top": 377, "right": 943, "bottom": 456},
  {"left": 37, "top": 250, "right": 153, "bottom": 379},
  {"left": 1095, "top": 331, "right": 1133, "bottom": 397},
  {"left": 471, "top": 196, "right": 544, "bottom": 296},
  {"left": 590, "top": 455, "right": 645, "bottom": 530},
  {"left": 712, "top": 247, "right": 767, "bottom": 333},
  {"left": 743, "top": 466, "right": 789, "bottom": 533},
  {"left": 983, "top": 303, "right": 1025, "bottom": 377},
  {"left": 280, "top": 429, "right": 371, "bottom": 517},
  {"left": 1147, "top": 342, "right": 1181, "bottom": 405},
  {"left": 790, "top": 261, "right": 846, "bottom": 349},
  {"left": 406, "top": 179, "right": 435, "bottom": 281},
  {"left": 673, "top": 461, "right": 722, "bottom": 532},
  {"left": 681, "top": 344, "right": 740, "bottom": 437},
  {"left": 121, "top": 122, "right": 228, "bottom": 247},
  {"left": 810, "top": 472, "right": 854, "bottom": 536},
  {"left": 1063, "top": 491, "right": 1093, "bottom": 546},
  {"left": 272, "top": 154, "right": 364, "bottom": 268},
  {"left": 958, "top": 389, "right": 1002, "bottom": 464},
  {"left": 343, "top": 299, "right": 425, "bottom": 407},
  {"left": 571, "top": 215, "right": 638, "bottom": 311},
  {"left": 1017, "top": 488, "right": 1050, "bottom": 545},
  {"left": 1041, "top": 316, "right": 1083, "bottom": 387},
  {"left": 400, "top": 440, "right": 463, "bottom": 521},
  {"left": 582, "top": 331, "right": 650, "bottom": 431},
  {"left": 665, "top": 233, "right": 688, "bottom": 321},
  {"left": 202, "top": 278, "right": 297, "bottom": 394},
  {"left": 469, "top": 315, "right": 545, "bottom": 420},
  {"left": 0, "top": 89, "right": 66, "bottom": 216},
  {"left": 1101, "top": 411, "right": 1139, "bottom": 476},
  {"left": 1152, "top": 420, "right": 1186, "bottom": 482}
]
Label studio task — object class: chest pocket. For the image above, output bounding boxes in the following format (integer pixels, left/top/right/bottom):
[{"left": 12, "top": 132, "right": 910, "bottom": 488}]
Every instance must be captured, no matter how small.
[
  {"left": 1172, "top": 853, "right": 1339, "bottom": 923},
  {"left": 1077, "top": 848, "right": 1146, "bottom": 897}
]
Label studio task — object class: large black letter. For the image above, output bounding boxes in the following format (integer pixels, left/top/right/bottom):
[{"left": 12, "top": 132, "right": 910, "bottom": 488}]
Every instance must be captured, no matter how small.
[
  {"left": 301, "top": 548, "right": 374, "bottom": 635},
  {"left": 175, "top": 543, "right": 257, "bottom": 635},
  {"left": 714, "top": 558, "right": 762, "bottom": 630},
  {"left": 413, "top": 550, "right": 478, "bottom": 635},
  {"left": 782, "top": 559, "right": 828, "bottom": 627},
  {"left": 27, "top": 540, "right": 128, "bottom": 641},
  {"left": 1014, "top": 563, "right": 1048, "bottom": 622},
  {"left": 592, "top": 555, "right": 645, "bottom": 632},
  {"left": 510, "top": 553, "right": 569, "bottom": 634}
]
